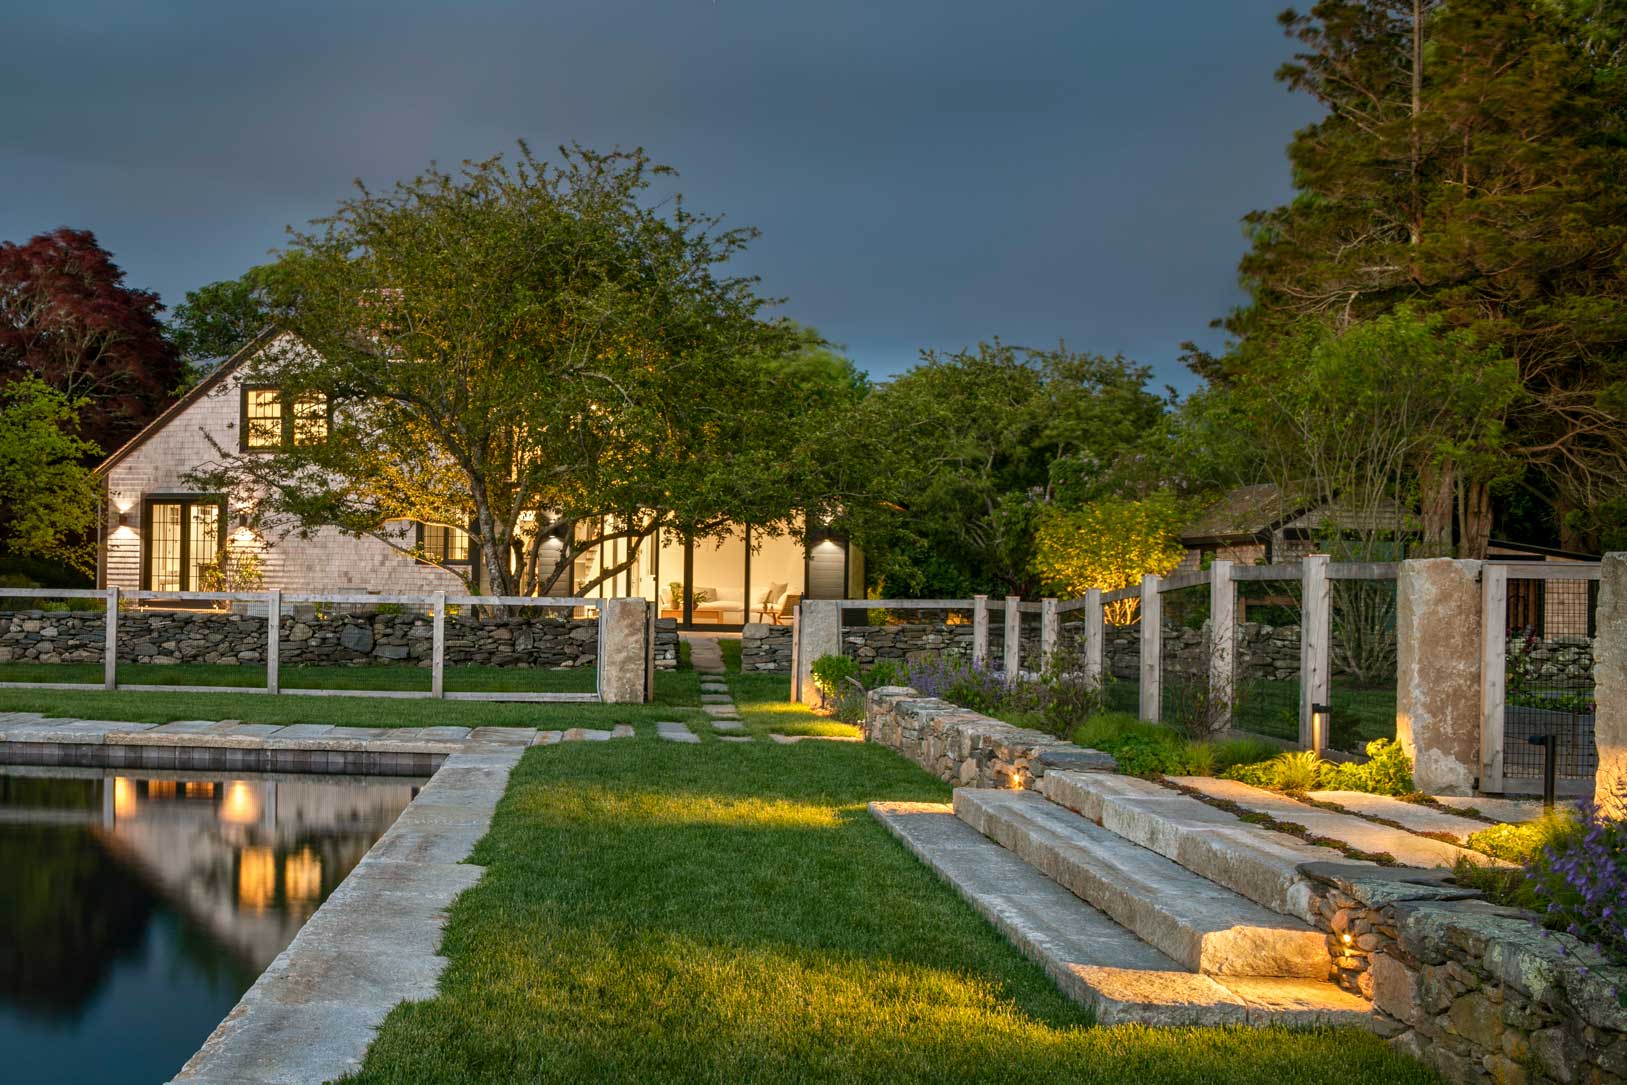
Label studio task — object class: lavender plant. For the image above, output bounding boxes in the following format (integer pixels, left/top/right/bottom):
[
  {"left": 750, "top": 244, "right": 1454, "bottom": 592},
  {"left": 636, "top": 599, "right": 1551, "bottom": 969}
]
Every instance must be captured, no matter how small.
[{"left": 1529, "top": 777, "right": 1627, "bottom": 966}]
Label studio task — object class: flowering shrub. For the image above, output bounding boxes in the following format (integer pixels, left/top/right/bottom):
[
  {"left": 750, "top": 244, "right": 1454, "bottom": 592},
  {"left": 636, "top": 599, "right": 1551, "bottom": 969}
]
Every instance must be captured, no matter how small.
[
  {"left": 902, "top": 655, "right": 1009, "bottom": 714},
  {"left": 1528, "top": 780, "right": 1627, "bottom": 966}
]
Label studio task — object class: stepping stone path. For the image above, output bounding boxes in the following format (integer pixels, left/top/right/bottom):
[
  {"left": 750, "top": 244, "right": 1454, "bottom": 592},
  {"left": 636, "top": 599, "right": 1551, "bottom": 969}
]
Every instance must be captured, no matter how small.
[
  {"left": 656, "top": 721, "right": 700, "bottom": 744},
  {"left": 682, "top": 633, "right": 754, "bottom": 741},
  {"left": 540, "top": 724, "right": 635, "bottom": 744}
]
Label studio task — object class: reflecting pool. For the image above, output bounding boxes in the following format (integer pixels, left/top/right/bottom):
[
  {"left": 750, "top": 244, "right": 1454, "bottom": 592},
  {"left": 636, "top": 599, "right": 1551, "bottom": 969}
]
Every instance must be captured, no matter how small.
[{"left": 0, "top": 767, "right": 423, "bottom": 1084}]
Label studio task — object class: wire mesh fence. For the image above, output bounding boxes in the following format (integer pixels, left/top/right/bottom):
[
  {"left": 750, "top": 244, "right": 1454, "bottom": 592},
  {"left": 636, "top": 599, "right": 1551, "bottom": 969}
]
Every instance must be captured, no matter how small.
[
  {"left": 1159, "top": 584, "right": 1213, "bottom": 734},
  {"left": 1504, "top": 570, "right": 1599, "bottom": 781},
  {"left": 1328, "top": 577, "right": 1399, "bottom": 752},
  {"left": 1231, "top": 576, "right": 1301, "bottom": 741}
]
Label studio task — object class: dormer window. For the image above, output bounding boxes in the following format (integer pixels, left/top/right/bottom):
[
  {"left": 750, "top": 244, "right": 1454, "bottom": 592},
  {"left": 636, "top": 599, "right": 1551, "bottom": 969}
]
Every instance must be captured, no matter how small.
[{"left": 242, "top": 387, "right": 329, "bottom": 450}]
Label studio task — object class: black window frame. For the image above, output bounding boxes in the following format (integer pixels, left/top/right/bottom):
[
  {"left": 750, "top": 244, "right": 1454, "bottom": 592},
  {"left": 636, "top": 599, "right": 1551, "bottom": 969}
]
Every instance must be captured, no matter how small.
[
  {"left": 140, "top": 493, "right": 228, "bottom": 592},
  {"left": 239, "top": 385, "right": 331, "bottom": 452},
  {"left": 416, "top": 521, "right": 477, "bottom": 567}
]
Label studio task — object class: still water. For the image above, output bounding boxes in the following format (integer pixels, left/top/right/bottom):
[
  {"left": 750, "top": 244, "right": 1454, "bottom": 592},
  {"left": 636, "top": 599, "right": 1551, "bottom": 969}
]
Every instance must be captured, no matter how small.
[{"left": 0, "top": 767, "right": 423, "bottom": 1084}]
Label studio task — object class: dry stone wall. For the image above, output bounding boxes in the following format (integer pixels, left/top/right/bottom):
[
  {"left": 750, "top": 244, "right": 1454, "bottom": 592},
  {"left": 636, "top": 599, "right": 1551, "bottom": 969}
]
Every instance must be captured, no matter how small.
[
  {"left": 1303, "top": 863, "right": 1627, "bottom": 1085},
  {"left": 863, "top": 686, "right": 1116, "bottom": 789},
  {"left": 0, "top": 607, "right": 665, "bottom": 670}
]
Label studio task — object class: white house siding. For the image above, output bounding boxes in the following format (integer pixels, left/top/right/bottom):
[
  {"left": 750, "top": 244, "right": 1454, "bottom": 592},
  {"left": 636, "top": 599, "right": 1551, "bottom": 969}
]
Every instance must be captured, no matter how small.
[{"left": 101, "top": 336, "right": 464, "bottom": 596}]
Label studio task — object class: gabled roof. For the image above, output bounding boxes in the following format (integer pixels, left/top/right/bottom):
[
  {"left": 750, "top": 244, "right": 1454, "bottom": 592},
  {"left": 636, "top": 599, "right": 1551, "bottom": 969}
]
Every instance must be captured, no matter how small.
[
  {"left": 94, "top": 326, "right": 280, "bottom": 477},
  {"left": 1180, "top": 484, "right": 1293, "bottom": 544}
]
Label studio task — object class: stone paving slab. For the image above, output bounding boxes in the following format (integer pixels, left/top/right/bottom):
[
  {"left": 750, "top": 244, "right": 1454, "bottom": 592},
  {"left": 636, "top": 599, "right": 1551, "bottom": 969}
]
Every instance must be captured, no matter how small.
[
  {"left": 1308, "top": 790, "right": 1496, "bottom": 843},
  {"left": 561, "top": 727, "right": 614, "bottom": 742},
  {"left": 1171, "top": 776, "right": 1495, "bottom": 870},
  {"left": 534, "top": 730, "right": 562, "bottom": 746},
  {"left": 701, "top": 704, "right": 741, "bottom": 718},
  {"left": 711, "top": 720, "right": 745, "bottom": 732},
  {"left": 1433, "top": 795, "right": 1547, "bottom": 824},
  {"left": 700, "top": 693, "right": 733, "bottom": 704},
  {"left": 870, "top": 801, "right": 1373, "bottom": 1029},
  {"left": 768, "top": 733, "right": 863, "bottom": 744},
  {"left": 718, "top": 736, "right": 753, "bottom": 744},
  {"left": 657, "top": 722, "right": 700, "bottom": 744}
]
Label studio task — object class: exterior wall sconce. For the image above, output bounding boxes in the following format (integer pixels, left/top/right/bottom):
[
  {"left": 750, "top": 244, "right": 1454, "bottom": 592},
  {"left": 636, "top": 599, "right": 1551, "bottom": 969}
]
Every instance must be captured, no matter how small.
[
  {"left": 1310, "top": 703, "right": 1331, "bottom": 757},
  {"left": 117, "top": 511, "right": 132, "bottom": 528}
]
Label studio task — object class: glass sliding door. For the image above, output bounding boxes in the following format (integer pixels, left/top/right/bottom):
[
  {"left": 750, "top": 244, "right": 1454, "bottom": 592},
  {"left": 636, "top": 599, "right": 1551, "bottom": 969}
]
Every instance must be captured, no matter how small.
[{"left": 143, "top": 496, "right": 225, "bottom": 592}]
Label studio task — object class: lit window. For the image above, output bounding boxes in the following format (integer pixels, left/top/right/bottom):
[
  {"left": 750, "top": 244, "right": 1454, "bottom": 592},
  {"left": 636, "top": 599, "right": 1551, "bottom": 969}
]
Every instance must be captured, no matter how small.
[
  {"left": 293, "top": 392, "right": 329, "bottom": 444},
  {"left": 421, "top": 523, "right": 472, "bottom": 564},
  {"left": 243, "top": 387, "right": 329, "bottom": 449},
  {"left": 244, "top": 389, "right": 283, "bottom": 448}
]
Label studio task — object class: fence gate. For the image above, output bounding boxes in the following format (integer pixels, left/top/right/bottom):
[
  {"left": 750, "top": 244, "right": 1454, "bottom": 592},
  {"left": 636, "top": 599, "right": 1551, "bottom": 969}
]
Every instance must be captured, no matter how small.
[{"left": 1481, "top": 562, "right": 1601, "bottom": 795}]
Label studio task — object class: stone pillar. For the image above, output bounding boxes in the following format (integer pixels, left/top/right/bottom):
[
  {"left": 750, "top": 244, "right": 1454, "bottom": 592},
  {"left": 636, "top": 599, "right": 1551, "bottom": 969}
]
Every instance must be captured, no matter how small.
[
  {"left": 599, "top": 597, "right": 650, "bottom": 704},
  {"left": 1596, "top": 553, "right": 1626, "bottom": 815},
  {"left": 796, "top": 599, "right": 842, "bottom": 705},
  {"left": 1396, "top": 558, "right": 1483, "bottom": 795}
]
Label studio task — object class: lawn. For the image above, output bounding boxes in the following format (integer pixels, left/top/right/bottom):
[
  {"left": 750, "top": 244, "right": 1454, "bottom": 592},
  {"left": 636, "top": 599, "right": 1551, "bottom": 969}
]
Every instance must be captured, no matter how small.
[
  {"left": 0, "top": 665, "right": 704, "bottom": 729},
  {"left": 339, "top": 730, "right": 1435, "bottom": 1084}
]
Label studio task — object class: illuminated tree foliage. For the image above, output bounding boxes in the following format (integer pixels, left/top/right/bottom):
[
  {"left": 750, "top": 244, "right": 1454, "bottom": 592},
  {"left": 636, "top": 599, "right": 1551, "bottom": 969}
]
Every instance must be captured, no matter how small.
[
  {"left": 0, "top": 378, "right": 100, "bottom": 575},
  {"left": 1030, "top": 493, "right": 1187, "bottom": 624}
]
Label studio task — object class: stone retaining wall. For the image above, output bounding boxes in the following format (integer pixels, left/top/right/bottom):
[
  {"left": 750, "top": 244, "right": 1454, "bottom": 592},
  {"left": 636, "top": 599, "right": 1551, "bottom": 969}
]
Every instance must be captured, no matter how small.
[
  {"left": 862, "top": 686, "right": 1115, "bottom": 790},
  {"left": 0, "top": 607, "right": 685, "bottom": 670},
  {"left": 1303, "top": 863, "right": 1626, "bottom": 1084}
]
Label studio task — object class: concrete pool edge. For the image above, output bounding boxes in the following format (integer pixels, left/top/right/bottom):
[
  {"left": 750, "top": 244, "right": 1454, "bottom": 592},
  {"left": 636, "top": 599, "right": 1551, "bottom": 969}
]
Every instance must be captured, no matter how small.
[
  {"left": 0, "top": 713, "right": 536, "bottom": 1084},
  {"left": 164, "top": 740, "right": 528, "bottom": 1085}
]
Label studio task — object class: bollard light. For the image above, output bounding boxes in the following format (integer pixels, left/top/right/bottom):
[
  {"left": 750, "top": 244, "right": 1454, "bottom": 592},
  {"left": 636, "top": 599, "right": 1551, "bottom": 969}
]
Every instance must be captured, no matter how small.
[
  {"left": 1311, "top": 703, "right": 1332, "bottom": 756},
  {"left": 1526, "top": 734, "right": 1558, "bottom": 808}
]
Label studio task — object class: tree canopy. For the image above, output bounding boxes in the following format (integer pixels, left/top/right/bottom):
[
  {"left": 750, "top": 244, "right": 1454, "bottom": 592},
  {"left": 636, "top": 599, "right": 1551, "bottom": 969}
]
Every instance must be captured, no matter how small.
[
  {"left": 0, "top": 228, "right": 181, "bottom": 453},
  {"left": 0, "top": 377, "right": 100, "bottom": 575},
  {"left": 1203, "top": 0, "right": 1627, "bottom": 554},
  {"left": 194, "top": 145, "right": 859, "bottom": 595}
]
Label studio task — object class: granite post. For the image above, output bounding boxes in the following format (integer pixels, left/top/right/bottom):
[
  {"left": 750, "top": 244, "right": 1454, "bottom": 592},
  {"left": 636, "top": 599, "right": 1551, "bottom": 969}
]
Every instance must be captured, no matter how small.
[
  {"left": 1395, "top": 558, "right": 1483, "bottom": 795},
  {"left": 598, "top": 597, "right": 650, "bottom": 703},
  {"left": 796, "top": 599, "right": 842, "bottom": 705}
]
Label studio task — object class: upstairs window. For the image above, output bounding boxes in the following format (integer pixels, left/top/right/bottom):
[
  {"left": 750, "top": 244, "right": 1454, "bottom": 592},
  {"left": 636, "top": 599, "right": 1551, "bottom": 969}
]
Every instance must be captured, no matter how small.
[
  {"left": 242, "top": 387, "right": 329, "bottom": 450},
  {"left": 418, "top": 522, "right": 473, "bottom": 565}
]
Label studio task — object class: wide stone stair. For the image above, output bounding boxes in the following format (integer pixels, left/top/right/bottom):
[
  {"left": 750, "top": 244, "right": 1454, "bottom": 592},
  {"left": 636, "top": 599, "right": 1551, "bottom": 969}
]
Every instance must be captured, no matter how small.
[{"left": 867, "top": 768, "right": 1464, "bottom": 1029}]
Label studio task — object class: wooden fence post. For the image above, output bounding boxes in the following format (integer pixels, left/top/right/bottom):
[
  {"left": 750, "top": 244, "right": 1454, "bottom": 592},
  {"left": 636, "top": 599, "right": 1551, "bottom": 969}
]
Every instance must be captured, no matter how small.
[
  {"left": 1041, "top": 597, "right": 1059, "bottom": 671},
  {"left": 1300, "top": 554, "right": 1331, "bottom": 749},
  {"left": 1480, "top": 563, "right": 1508, "bottom": 794},
  {"left": 103, "top": 586, "right": 118, "bottom": 691},
  {"left": 1084, "top": 587, "right": 1103, "bottom": 688},
  {"left": 1004, "top": 595, "right": 1021, "bottom": 680},
  {"left": 266, "top": 589, "right": 281, "bottom": 695},
  {"left": 432, "top": 590, "right": 447, "bottom": 698},
  {"left": 1209, "top": 560, "right": 1234, "bottom": 733},
  {"left": 972, "top": 594, "right": 989, "bottom": 668},
  {"left": 1140, "top": 574, "right": 1162, "bottom": 722}
]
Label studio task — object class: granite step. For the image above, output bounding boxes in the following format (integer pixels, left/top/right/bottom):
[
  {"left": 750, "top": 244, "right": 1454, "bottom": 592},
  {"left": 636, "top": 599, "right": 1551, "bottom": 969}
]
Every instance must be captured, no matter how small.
[
  {"left": 1042, "top": 771, "right": 1355, "bottom": 924},
  {"left": 1170, "top": 777, "right": 1498, "bottom": 869},
  {"left": 871, "top": 801, "right": 1373, "bottom": 1028},
  {"left": 954, "top": 789, "right": 1330, "bottom": 978},
  {"left": 1433, "top": 795, "right": 1546, "bottom": 825}
]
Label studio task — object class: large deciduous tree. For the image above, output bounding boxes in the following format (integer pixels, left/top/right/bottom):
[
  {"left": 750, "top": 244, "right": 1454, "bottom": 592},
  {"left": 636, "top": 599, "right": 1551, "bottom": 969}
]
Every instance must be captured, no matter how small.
[
  {"left": 167, "top": 263, "right": 293, "bottom": 379},
  {"left": 194, "top": 145, "right": 851, "bottom": 595},
  {"left": 0, "top": 228, "right": 181, "bottom": 453},
  {"left": 1210, "top": 0, "right": 1627, "bottom": 554}
]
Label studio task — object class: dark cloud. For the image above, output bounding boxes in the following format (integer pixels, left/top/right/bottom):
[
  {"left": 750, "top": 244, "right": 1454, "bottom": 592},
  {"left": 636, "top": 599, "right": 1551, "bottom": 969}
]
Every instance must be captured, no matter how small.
[{"left": 0, "top": 1, "right": 1319, "bottom": 387}]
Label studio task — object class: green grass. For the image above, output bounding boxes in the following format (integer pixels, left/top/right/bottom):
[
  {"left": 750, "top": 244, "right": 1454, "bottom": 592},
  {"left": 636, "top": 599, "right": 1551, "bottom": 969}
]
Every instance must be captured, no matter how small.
[
  {"left": 0, "top": 668, "right": 704, "bottom": 729},
  {"left": 339, "top": 734, "right": 1435, "bottom": 1084},
  {"left": 718, "top": 636, "right": 742, "bottom": 672},
  {"left": 725, "top": 670, "right": 861, "bottom": 739}
]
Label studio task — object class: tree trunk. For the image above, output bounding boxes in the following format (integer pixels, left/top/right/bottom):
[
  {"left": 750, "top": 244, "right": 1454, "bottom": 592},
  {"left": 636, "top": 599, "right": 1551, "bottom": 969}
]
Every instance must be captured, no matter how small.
[
  {"left": 1461, "top": 478, "right": 1493, "bottom": 559},
  {"left": 1417, "top": 459, "right": 1455, "bottom": 555}
]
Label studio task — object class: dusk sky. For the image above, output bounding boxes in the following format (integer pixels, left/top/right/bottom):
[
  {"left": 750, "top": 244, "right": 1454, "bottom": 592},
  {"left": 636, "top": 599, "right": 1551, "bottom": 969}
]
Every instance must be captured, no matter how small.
[{"left": 2, "top": 1, "right": 1320, "bottom": 388}]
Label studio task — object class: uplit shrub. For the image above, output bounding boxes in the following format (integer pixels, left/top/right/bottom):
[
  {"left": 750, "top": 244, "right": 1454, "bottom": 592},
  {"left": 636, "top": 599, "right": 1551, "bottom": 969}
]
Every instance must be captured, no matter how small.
[
  {"left": 1528, "top": 781, "right": 1627, "bottom": 965},
  {"left": 1221, "top": 738, "right": 1414, "bottom": 796}
]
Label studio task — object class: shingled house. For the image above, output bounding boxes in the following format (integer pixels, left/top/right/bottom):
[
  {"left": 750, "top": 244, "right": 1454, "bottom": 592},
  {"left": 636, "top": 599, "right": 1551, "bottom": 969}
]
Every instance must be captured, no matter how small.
[{"left": 93, "top": 330, "right": 861, "bottom": 628}]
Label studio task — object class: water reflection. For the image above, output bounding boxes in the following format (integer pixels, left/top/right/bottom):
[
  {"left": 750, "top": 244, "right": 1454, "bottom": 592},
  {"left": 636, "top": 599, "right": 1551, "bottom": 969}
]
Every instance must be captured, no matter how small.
[{"left": 0, "top": 767, "right": 422, "bottom": 1084}]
